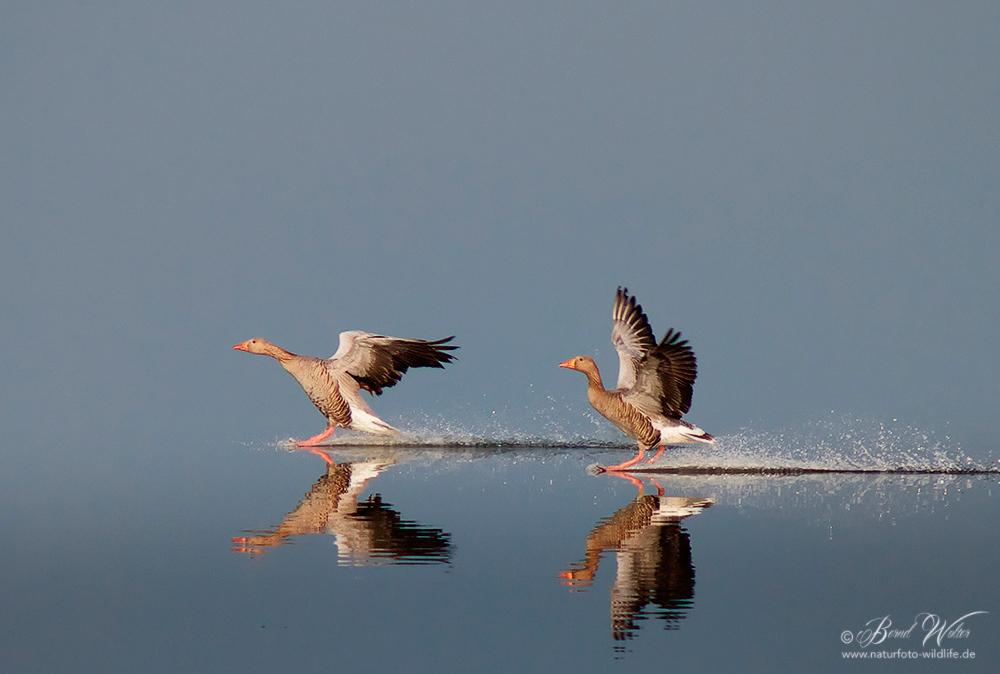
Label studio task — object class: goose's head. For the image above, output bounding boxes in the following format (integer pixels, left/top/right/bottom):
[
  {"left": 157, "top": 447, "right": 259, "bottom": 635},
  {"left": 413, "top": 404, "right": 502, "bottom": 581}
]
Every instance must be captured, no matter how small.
[
  {"left": 233, "top": 338, "right": 273, "bottom": 355},
  {"left": 559, "top": 356, "right": 599, "bottom": 376}
]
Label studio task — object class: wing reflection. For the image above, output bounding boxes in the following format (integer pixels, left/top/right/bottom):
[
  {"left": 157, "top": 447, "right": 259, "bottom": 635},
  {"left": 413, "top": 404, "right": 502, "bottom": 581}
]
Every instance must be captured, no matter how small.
[
  {"left": 233, "top": 453, "right": 452, "bottom": 565},
  {"left": 560, "top": 475, "right": 712, "bottom": 643}
]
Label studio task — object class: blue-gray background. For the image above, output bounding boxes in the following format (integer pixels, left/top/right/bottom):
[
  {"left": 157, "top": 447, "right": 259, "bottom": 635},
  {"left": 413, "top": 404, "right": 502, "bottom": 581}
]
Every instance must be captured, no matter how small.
[{"left": 3, "top": 1, "right": 998, "bottom": 455}]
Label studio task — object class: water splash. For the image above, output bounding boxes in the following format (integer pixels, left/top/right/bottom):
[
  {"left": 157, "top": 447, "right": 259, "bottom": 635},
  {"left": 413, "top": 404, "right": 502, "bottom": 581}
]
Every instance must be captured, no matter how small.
[
  {"left": 647, "top": 416, "right": 990, "bottom": 473},
  {"left": 272, "top": 412, "right": 633, "bottom": 450},
  {"left": 256, "top": 414, "right": 995, "bottom": 474}
]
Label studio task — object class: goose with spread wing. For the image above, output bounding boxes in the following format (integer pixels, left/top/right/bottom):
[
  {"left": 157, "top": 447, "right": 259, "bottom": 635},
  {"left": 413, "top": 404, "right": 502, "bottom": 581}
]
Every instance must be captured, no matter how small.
[
  {"left": 560, "top": 287, "right": 712, "bottom": 471},
  {"left": 234, "top": 331, "right": 457, "bottom": 446}
]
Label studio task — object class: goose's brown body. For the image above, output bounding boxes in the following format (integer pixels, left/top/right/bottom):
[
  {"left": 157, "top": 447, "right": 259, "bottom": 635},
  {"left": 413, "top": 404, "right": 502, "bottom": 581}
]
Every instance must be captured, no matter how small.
[
  {"left": 573, "top": 358, "right": 661, "bottom": 449},
  {"left": 234, "top": 332, "right": 457, "bottom": 445},
  {"left": 560, "top": 287, "right": 712, "bottom": 471},
  {"left": 261, "top": 342, "right": 353, "bottom": 428}
]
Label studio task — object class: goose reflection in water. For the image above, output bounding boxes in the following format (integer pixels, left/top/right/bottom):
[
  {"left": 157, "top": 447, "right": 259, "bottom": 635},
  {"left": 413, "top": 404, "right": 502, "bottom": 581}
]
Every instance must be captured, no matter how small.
[
  {"left": 232, "top": 452, "right": 452, "bottom": 565},
  {"left": 560, "top": 474, "right": 712, "bottom": 644}
]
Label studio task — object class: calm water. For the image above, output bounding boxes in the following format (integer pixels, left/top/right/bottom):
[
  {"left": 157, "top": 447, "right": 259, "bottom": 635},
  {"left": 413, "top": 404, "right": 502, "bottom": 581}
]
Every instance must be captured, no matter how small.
[{"left": 2, "top": 436, "right": 997, "bottom": 673}]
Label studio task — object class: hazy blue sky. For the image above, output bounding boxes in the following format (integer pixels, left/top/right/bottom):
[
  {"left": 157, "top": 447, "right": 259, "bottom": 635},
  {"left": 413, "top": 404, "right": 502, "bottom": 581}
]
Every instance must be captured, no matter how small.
[{"left": 2, "top": 1, "right": 998, "bottom": 455}]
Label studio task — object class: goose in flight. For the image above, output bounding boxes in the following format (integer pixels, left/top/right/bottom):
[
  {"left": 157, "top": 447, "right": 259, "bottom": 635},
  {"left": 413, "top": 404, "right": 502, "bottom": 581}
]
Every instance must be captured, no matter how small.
[
  {"left": 560, "top": 287, "right": 712, "bottom": 471},
  {"left": 234, "top": 331, "right": 457, "bottom": 446}
]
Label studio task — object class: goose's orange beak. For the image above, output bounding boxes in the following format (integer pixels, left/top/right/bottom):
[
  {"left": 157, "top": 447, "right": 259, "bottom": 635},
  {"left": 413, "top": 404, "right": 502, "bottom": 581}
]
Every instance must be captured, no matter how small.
[
  {"left": 559, "top": 358, "right": 577, "bottom": 370},
  {"left": 233, "top": 341, "right": 249, "bottom": 351}
]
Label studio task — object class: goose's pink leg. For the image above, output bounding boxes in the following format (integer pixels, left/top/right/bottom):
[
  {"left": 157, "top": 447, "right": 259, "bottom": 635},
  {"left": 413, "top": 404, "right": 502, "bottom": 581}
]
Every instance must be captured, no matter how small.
[
  {"left": 645, "top": 445, "right": 666, "bottom": 465},
  {"left": 602, "top": 446, "right": 645, "bottom": 472},
  {"left": 296, "top": 427, "right": 336, "bottom": 447}
]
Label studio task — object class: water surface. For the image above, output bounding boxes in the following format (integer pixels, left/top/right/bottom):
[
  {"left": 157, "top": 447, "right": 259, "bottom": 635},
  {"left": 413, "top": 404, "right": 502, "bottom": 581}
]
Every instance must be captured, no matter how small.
[{"left": 1, "top": 434, "right": 997, "bottom": 673}]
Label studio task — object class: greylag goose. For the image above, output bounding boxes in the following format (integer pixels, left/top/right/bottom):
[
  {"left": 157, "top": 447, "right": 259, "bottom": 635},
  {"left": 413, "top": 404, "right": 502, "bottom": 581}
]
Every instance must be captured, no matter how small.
[
  {"left": 234, "top": 331, "right": 457, "bottom": 445},
  {"left": 560, "top": 287, "right": 713, "bottom": 471}
]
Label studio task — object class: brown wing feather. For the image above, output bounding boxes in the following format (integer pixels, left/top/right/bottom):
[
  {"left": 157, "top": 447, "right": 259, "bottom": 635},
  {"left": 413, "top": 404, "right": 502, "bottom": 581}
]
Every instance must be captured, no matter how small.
[
  {"left": 612, "top": 287, "right": 657, "bottom": 390},
  {"left": 349, "top": 336, "right": 458, "bottom": 395},
  {"left": 629, "top": 328, "right": 698, "bottom": 417}
]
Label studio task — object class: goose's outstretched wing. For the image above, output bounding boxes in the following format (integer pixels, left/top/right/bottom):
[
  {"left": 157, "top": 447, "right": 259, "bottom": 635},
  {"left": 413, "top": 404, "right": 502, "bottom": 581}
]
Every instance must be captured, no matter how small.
[
  {"left": 626, "top": 328, "right": 698, "bottom": 418},
  {"left": 612, "top": 287, "right": 656, "bottom": 390},
  {"left": 329, "top": 331, "right": 458, "bottom": 395}
]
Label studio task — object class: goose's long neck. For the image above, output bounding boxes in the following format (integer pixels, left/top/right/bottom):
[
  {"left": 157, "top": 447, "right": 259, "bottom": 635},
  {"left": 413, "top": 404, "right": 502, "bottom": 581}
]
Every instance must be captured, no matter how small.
[
  {"left": 264, "top": 344, "right": 298, "bottom": 363},
  {"left": 261, "top": 342, "right": 298, "bottom": 365},
  {"left": 580, "top": 365, "right": 612, "bottom": 413},
  {"left": 582, "top": 365, "right": 606, "bottom": 393}
]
